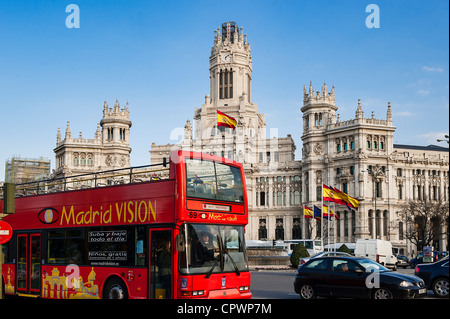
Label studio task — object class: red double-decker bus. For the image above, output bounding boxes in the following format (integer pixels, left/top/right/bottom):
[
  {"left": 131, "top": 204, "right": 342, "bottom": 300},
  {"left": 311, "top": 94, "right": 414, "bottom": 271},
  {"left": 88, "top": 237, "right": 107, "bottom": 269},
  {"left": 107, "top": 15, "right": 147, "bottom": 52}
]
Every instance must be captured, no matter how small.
[{"left": 1, "top": 151, "right": 251, "bottom": 299}]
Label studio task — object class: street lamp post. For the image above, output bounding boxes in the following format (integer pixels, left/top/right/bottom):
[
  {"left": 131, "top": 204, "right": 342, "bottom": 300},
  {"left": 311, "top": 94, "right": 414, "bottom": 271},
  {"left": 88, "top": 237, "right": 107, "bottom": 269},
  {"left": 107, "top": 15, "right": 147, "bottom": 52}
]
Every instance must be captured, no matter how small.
[
  {"left": 436, "top": 134, "right": 449, "bottom": 144},
  {"left": 363, "top": 165, "right": 387, "bottom": 238}
]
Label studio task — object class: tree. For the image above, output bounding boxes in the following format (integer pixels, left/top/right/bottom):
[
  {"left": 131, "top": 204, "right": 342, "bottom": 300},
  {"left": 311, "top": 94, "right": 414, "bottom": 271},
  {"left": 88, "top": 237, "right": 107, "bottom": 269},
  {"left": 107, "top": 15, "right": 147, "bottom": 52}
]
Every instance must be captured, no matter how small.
[
  {"left": 337, "top": 244, "right": 353, "bottom": 255},
  {"left": 290, "top": 243, "right": 309, "bottom": 268},
  {"left": 399, "top": 198, "right": 449, "bottom": 251}
]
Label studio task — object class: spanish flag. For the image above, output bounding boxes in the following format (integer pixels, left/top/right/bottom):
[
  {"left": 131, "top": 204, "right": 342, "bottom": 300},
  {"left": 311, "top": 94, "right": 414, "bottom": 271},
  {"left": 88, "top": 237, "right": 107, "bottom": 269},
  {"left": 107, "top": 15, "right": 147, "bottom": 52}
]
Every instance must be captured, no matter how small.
[
  {"left": 323, "top": 205, "right": 339, "bottom": 220},
  {"left": 333, "top": 187, "right": 360, "bottom": 210},
  {"left": 217, "top": 110, "right": 237, "bottom": 130},
  {"left": 323, "top": 184, "right": 339, "bottom": 202},
  {"left": 304, "top": 206, "right": 313, "bottom": 219}
]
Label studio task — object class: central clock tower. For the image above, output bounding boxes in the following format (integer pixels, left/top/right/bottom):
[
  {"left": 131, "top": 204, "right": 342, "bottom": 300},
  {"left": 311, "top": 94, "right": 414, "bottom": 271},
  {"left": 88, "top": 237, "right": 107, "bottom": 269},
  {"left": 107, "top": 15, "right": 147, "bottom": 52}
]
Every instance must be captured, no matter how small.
[
  {"left": 194, "top": 22, "right": 264, "bottom": 141},
  {"left": 209, "top": 21, "right": 253, "bottom": 107}
]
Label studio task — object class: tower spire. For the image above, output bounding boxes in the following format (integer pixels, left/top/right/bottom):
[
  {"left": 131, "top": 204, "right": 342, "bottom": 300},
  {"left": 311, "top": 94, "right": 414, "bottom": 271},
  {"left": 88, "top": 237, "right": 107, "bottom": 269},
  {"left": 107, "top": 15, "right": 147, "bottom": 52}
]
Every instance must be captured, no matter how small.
[
  {"left": 56, "top": 127, "right": 61, "bottom": 144},
  {"left": 387, "top": 101, "right": 392, "bottom": 124},
  {"left": 356, "top": 99, "right": 364, "bottom": 119},
  {"left": 65, "top": 121, "right": 72, "bottom": 139}
]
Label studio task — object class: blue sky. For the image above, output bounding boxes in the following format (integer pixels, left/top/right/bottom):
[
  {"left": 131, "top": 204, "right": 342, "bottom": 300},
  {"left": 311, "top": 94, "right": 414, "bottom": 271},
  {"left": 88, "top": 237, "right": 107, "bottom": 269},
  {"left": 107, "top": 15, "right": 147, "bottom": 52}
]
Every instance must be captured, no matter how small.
[{"left": 0, "top": 0, "right": 448, "bottom": 181}]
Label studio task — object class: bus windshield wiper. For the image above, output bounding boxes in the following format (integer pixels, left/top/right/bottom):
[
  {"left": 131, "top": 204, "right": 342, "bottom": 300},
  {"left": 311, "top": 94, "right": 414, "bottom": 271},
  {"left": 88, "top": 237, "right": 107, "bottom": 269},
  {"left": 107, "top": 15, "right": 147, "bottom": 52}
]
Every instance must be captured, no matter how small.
[
  {"left": 224, "top": 250, "right": 240, "bottom": 276},
  {"left": 204, "top": 249, "right": 240, "bottom": 278},
  {"left": 205, "top": 259, "right": 219, "bottom": 279}
]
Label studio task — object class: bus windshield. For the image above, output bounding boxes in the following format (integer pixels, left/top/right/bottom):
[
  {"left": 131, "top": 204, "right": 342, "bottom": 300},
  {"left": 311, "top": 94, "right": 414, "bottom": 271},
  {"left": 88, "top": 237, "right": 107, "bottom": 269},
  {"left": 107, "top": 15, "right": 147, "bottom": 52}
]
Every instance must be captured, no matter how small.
[
  {"left": 185, "top": 158, "right": 244, "bottom": 203},
  {"left": 178, "top": 224, "right": 249, "bottom": 276}
]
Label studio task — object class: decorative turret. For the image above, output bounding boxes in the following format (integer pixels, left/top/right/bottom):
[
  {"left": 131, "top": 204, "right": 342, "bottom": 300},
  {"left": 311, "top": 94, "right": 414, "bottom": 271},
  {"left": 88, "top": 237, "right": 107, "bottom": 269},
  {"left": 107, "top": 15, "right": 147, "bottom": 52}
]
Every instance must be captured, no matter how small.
[
  {"left": 56, "top": 127, "right": 61, "bottom": 144},
  {"left": 386, "top": 101, "right": 392, "bottom": 125},
  {"left": 303, "top": 80, "right": 336, "bottom": 106},
  {"left": 65, "top": 121, "right": 71, "bottom": 139},
  {"left": 355, "top": 99, "right": 364, "bottom": 120},
  {"left": 301, "top": 81, "right": 338, "bottom": 135},
  {"left": 100, "top": 98, "right": 132, "bottom": 144}
]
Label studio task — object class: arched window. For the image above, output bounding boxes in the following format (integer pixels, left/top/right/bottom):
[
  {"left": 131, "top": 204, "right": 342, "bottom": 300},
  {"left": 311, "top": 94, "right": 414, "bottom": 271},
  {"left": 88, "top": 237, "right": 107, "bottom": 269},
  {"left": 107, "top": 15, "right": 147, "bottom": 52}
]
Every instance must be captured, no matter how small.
[
  {"left": 277, "top": 191, "right": 283, "bottom": 206},
  {"left": 258, "top": 219, "right": 267, "bottom": 240},
  {"left": 275, "top": 218, "right": 284, "bottom": 240},
  {"left": 293, "top": 190, "right": 300, "bottom": 205},
  {"left": 219, "top": 68, "right": 233, "bottom": 99}
]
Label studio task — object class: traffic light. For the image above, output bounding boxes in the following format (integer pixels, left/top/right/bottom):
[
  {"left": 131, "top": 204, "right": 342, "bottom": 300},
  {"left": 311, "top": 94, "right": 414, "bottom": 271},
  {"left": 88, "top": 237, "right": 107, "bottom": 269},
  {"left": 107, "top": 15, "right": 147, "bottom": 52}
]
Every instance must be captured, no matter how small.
[{"left": 3, "top": 183, "right": 15, "bottom": 214}]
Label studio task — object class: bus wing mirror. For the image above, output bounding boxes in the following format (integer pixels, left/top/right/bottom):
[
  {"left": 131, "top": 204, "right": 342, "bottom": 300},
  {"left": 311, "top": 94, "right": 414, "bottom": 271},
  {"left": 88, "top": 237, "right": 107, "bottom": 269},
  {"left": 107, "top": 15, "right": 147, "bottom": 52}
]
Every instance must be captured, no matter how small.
[{"left": 176, "top": 234, "right": 185, "bottom": 252}]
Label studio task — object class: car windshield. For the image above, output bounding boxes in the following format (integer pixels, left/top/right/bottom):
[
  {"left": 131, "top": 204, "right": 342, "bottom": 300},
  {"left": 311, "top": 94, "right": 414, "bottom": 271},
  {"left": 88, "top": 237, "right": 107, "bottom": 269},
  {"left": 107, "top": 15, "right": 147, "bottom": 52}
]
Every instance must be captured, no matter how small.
[{"left": 355, "top": 258, "right": 390, "bottom": 272}]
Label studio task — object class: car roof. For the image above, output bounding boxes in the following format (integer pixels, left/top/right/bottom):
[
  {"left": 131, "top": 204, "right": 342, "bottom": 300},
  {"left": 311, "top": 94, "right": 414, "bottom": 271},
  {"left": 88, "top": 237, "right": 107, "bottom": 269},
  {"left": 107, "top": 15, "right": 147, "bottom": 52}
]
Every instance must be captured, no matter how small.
[{"left": 313, "top": 256, "right": 363, "bottom": 260}]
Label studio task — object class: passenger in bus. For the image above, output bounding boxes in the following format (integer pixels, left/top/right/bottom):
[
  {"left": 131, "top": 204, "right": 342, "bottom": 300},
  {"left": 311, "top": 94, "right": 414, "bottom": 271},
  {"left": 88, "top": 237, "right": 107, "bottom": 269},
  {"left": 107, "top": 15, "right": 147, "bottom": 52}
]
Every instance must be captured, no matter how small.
[
  {"left": 157, "top": 239, "right": 171, "bottom": 298},
  {"left": 70, "top": 250, "right": 82, "bottom": 264}
]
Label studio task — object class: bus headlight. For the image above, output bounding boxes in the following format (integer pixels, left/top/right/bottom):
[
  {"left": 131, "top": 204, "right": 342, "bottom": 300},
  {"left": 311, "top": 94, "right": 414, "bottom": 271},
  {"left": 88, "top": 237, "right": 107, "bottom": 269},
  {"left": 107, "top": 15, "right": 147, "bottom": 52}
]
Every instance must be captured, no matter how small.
[{"left": 192, "top": 290, "right": 204, "bottom": 296}]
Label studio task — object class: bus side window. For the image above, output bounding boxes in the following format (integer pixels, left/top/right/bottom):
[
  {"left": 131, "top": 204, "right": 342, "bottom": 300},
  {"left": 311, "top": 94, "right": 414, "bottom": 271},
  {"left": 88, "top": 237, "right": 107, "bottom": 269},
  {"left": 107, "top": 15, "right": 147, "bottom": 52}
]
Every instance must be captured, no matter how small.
[
  {"left": 135, "top": 226, "right": 146, "bottom": 266},
  {"left": 48, "top": 229, "right": 85, "bottom": 264}
]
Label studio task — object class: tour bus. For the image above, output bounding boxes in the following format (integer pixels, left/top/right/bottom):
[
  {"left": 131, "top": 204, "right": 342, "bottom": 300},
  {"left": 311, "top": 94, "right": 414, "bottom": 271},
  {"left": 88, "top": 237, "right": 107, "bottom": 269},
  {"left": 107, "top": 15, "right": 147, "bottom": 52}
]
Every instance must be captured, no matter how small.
[{"left": 0, "top": 151, "right": 251, "bottom": 299}]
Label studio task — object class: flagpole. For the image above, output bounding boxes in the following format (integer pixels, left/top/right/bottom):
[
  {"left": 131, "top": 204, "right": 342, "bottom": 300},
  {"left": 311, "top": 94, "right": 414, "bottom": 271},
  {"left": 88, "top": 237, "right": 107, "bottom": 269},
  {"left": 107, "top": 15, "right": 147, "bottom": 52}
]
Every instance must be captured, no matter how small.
[
  {"left": 321, "top": 184, "right": 324, "bottom": 251},
  {"left": 327, "top": 206, "right": 330, "bottom": 251},
  {"left": 333, "top": 201, "right": 337, "bottom": 252}
]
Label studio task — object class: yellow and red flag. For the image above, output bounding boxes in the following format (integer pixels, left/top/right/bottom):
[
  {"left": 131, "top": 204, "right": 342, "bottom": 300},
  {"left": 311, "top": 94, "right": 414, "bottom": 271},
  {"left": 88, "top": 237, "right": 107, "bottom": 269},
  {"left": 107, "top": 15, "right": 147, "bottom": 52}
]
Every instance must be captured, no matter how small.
[
  {"left": 323, "top": 184, "right": 339, "bottom": 202},
  {"left": 304, "top": 206, "right": 313, "bottom": 219},
  {"left": 217, "top": 110, "right": 237, "bottom": 130},
  {"left": 333, "top": 187, "right": 360, "bottom": 210},
  {"left": 323, "top": 205, "right": 339, "bottom": 220}
]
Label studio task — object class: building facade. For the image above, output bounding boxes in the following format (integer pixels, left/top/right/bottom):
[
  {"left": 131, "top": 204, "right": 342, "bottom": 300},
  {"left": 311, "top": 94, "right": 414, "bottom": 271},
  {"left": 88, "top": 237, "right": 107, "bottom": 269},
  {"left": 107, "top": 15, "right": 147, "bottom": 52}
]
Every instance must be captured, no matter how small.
[
  {"left": 301, "top": 83, "right": 449, "bottom": 254},
  {"left": 149, "top": 22, "right": 449, "bottom": 255},
  {"left": 49, "top": 22, "right": 447, "bottom": 255},
  {"left": 5, "top": 156, "right": 51, "bottom": 184},
  {"left": 53, "top": 98, "right": 132, "bottom": 180},
  {"left": 149, "top": 22, "right": 303, "bottom": 246}
]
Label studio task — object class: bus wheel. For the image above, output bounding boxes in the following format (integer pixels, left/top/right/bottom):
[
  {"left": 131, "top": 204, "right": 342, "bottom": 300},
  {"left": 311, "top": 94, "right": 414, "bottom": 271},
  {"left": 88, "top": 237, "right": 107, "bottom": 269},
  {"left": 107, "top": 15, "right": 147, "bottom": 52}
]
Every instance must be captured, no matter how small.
[{"left": 103, "top": 278, "right": 128, "bottom": 299}]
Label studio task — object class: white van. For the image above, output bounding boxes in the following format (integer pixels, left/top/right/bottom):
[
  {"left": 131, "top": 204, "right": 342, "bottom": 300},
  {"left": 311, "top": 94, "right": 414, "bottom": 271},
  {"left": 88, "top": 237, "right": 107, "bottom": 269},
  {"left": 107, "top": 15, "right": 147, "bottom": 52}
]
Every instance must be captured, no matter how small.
[{"left": 355, "top": 239, "right": 398, "bottom": 270}]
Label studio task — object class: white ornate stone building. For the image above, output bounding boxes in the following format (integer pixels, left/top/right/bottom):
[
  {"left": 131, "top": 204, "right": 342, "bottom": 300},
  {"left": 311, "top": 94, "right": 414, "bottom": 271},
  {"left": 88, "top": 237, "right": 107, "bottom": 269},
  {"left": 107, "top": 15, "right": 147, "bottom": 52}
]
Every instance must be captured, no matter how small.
[
  {"left": 301, "top": 82, "right": 449, "bottom": 254},
  {"left": 52, "top": 22, "right": 448, "bottom": 256},
  {"left": 150, "top": 22, "right": 302, "bottom": 245},
  {"left": 53, "top": 98, "right": 132, "bottom": 179},
  {"left": 149, "top": 22, "right": 449, "bottom": 255}
]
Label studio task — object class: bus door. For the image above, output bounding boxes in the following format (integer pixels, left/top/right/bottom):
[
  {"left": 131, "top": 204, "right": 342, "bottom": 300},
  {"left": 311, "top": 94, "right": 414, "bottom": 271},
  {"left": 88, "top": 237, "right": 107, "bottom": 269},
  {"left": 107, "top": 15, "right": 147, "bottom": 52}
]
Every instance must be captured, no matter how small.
[
  {"left": 149, "top": 229, "right": 172, "bottom": 299},
  {"left": 16, "top": 233, "right": 41, "bottom": 297}
]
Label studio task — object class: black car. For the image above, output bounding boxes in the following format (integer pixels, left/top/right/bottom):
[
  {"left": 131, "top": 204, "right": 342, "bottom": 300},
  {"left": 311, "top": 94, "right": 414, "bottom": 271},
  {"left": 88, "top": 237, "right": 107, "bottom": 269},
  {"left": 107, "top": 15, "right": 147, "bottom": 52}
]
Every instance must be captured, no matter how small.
[
  {"left": 396, "top": 255, "right": 409, "bottom": 269},
  {"left": 409, "top": 251, "right": 448, "bottom": 268},
  {"left": 415, "top": 256, "right": 449, "bottom": 298},
  {"left": 294, "top": 256, "right": 426, "bottom": 299}
]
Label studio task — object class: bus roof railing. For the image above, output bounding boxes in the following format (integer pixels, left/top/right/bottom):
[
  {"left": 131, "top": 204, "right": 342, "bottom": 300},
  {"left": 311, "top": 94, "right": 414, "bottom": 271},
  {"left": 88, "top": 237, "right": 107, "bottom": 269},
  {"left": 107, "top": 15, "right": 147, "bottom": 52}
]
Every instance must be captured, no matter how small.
[{"left": 0, "top": 161, "right": 170, "bottom": 198}]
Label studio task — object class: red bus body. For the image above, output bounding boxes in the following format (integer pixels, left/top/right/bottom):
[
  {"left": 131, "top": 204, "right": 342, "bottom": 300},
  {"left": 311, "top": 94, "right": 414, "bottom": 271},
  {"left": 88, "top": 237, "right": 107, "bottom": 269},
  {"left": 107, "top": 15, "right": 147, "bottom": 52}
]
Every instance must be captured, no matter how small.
[{"left": 1, "top": 151, "right": 251, "bottom": 299}]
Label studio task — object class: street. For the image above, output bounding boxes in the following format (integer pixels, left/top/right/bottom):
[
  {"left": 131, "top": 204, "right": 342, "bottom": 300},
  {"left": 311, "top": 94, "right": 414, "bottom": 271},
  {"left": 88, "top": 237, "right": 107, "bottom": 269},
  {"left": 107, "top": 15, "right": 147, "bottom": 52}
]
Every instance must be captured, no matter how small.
[{"left": 250, "top": 268, "right": 439, "bottom": 299}]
